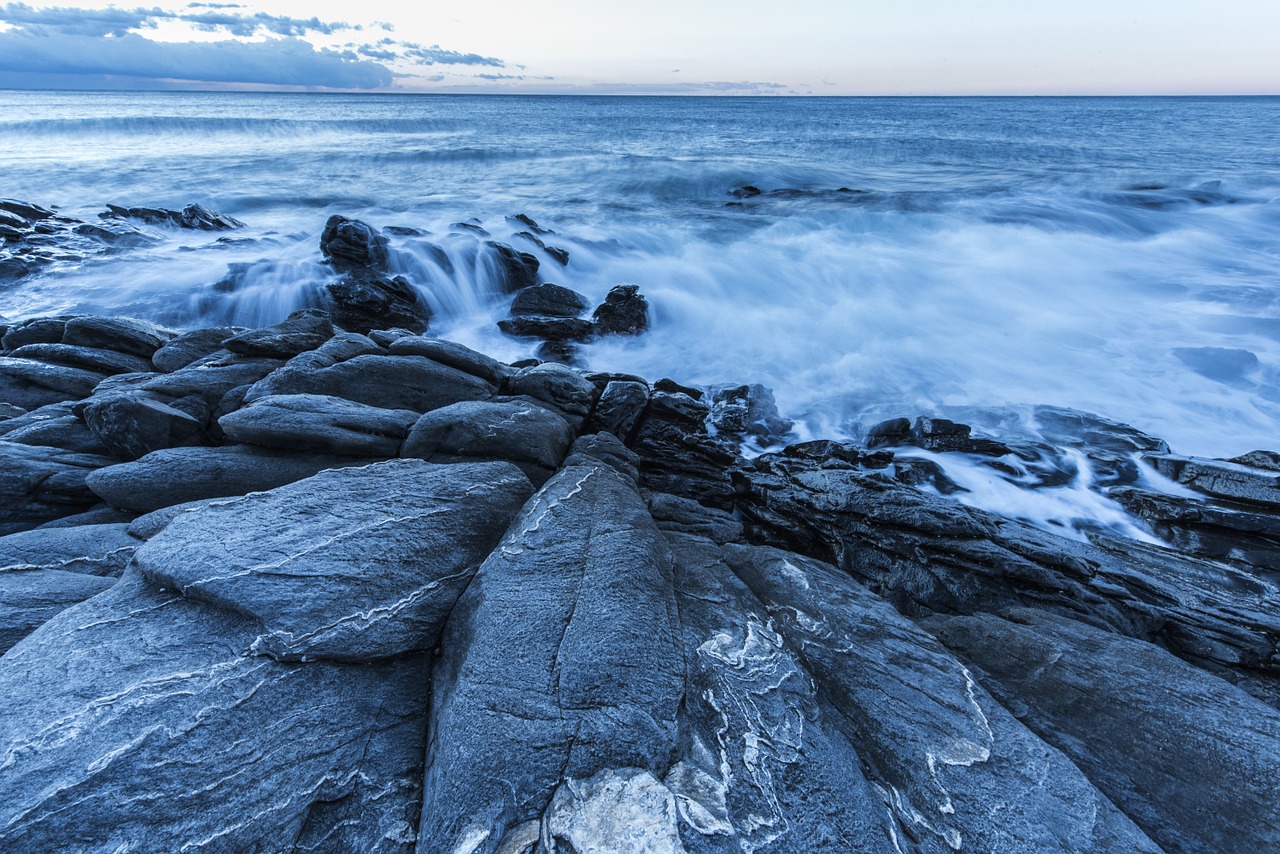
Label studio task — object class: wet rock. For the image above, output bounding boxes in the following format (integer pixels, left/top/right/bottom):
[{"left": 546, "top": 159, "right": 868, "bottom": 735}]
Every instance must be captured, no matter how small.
[
  {"left": 631, "top": 391, "right": 737, "bottom": 510},
  {"left": 504, "top": 362, "right": 597, "bottom": 427},
  {"left": 324, "top": 271, "right": 431, "bottom": 335},
  {"left": 0, "top": 523, "right": 138, "bottom": 577},
  {"left": 387, "top": 336, "right": 509, "bottom": 384},
  {"left": 320, "top": 214, "right": 390, "bottom": 271},
  {"left": 150, "top": 326, "right": 244, "bottom": 372},
  {"left": 647, "top": 493, "right": 743, "bottom": 544},
  {"left": 497, "top": 315, "right": 595, "bottom": 341},
  {"left": 0, "top": 568, "right": 116, "bottom": 654},
  {"left": 894, "top": 456, "right": 967, "bottom": 494},
  {"left": 927, "top": 608, "right": 1280, "bottom": 852},
  {"left": 1, "top": 317, "right": 70, "bottom": 350},
  {"left": 592, "top": 284, "right": 649, "bottom": 335},
  {"left": 0, "top": 402, "right": 26, "bottom": 420},
  {"left": 509, "top": 283, "right": 589, "bottom": 318},
  {"left": 512, "top": 231, "right": 570, "bottom": 265},
  {"left": 484, "top": 241, "right": 540, "bottom": 292},
  {"left": 781, "top": 438, "right": 893, "bottom": 469},
  {"left": 584, "top": 379, "right": 649, "bottom": 442},
  {"left": 81, "top": 392, "right": 208, "bottom": 460},
  {"left": 401, "top": 398, "right": 574, "bottom": 483},
  {"left": 1231, "top": 450, "right": 1280, "bottom": 472},
  {"left": 707, "top": 383, "right": 792, "bottom": 444},
  {"left": 220, "top": 394, "right": 418, "bottom": 457},
  {"left": 102, "top": 203, "right": 244, "bottom": 231},
  {"left": 0, "top": 199, "right": 54, "bottom": 221},
  {"left": 7, "top": 342, "right": 153, "bottom": 375},
  {"left": 85, "top": 445, "right": 369, "bottom": 512},
  {"left": 449, "top": 221, "right": 490, "bottom": 237},
  {"left": 62, "top": 315, "right": 175, "bottom": 358},
  {"left": 72, "top": 221, "right": 159, "bottom": 248},
  {"left": 562, "top": 432, "right": 640, "bottom": 481},
  {"left": 1147, "top": 453, "right": 1280, "bottom": 508},
  {"left": 0, "top": 357, "right": 107, "bottom": 409},
  {"left": 653, "top": 377, "right": 702, "bottom": 399},
  {"left": 138, "top": 459, "right": 532, "bottom": 661},
  {"left": 0, "top": 402, "right": 108, "bottom": 455},
  {"left": 911, "top": 416, "right": 1011, "bottom": 455},
  {"left": 221, "top": 308, "right": 334, "bottom": 358},
  {"left": 0, "top": 569, "right": 428, "bottom": 852},
  {"left": 506, "top": 213, "right": 550, "bottom": 234},
  {"left": 0, "top": 442, "right": 115, "bottom": 534},
  {"left": 866, "top": 416, "right": 912, "bottom": 448}
]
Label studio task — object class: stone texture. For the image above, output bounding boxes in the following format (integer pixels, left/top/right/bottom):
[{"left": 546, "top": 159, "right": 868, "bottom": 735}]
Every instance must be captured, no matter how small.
[
  {"left": 0, "top": 567, "right": 115, "bottom": 654},
  {"left": 401, "top": 398, "right": 574, "bottom": 473},
  {"left": 151, "top": 327, "right": 243, "bottom": 373},
  {"left": 0, "top": 442, "right": 114, "bottom": 534},
  {"left": 219, "top": 393, "right": 419, "bottom": 457},
  {"left": 81, "top": 392, "right": 208, "bottom": 459},
  {"left": 221, "top": 308, "right": 334, "bottom": 358},
  {"left": 0, "top": 523, "right": 138, "bottom": 577}
]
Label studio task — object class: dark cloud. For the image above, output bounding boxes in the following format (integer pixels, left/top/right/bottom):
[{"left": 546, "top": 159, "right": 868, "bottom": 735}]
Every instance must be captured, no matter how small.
[{"left": 400, "top": 43, "right": 504, "bottom": 67}]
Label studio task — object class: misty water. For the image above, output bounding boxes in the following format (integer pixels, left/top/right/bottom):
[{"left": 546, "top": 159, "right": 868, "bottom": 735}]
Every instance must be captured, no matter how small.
[{"left": 3, "top": 91, "right": 1279, "bottom": 535}]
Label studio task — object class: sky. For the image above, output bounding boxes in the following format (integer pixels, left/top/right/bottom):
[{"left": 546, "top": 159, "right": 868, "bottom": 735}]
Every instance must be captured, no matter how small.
[{"left": 0, "top": 0, "right": 1276, "bottom": 95}]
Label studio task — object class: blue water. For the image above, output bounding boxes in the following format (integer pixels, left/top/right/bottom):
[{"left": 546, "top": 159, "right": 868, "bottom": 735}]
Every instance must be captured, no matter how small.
[{"left": 3, "top": 91, "right": 1280, "bottom": 459}]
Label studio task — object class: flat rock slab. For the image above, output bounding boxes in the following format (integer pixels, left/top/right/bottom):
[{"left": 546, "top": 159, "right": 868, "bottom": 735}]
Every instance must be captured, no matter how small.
[
  {"left": 7, "top": 343, "right": 153, "bottom": 376},
  {"left": 927, "top": 608, "right": 1280, "bottom": 852},
  {"left": 0, "top": 357, "right": 106, "bottom": 409},
  {"left": 222, "top": 309, "right": 334, "bottom": 359},
  {"left": 0, "top": 567, "right": 115, "bottom": 654},
  {"left": 0, "top": 569, "right": 426, "bottom": 852},
  {"left": 401, "top": 398, "right": 574, "bottom": 471},
  {"left": 141, "top": 352, "right": 283, "bottom": 404},
  {"left": 0, "top": 402, "right": 108, "bottom": 455},
  {"left": 61, "top": 315, "right": 174, "bottom": 357},
  {"left": 1147, "top": 453, "right": 1280, "bottom": 508},
  {"left": 0, "top": 523, "right": 138, "bottom": 577},
  {"left": 85, "top": 444, "right": 370, "bottom": 512},
  {"left": 504, "top": 362, "right": 597, "bottom": 425},
  {"left": 137, "top": 459, "right": 532, "bottom": 661},
  {"left": 220, "top": 393, "right": 418, "bottom": 456}
]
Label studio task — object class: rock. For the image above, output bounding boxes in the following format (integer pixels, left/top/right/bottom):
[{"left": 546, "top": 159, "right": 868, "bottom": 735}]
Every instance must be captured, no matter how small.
[
  {"left": 0, "top": 442, "right": 114, "bottom": 534},
  {"left": 7, "top": 342, "right": 154, "bottom": 375},
  {"left": 150, "top": 326, "right": 244, "bottom": 372},
  {"left": 504, "top": 362, "right": 597, "bottom": 427},
  {"left": 484, "top": 241, "right": 540, "bottom": 292},
  {"left": 505, "top": 213, "right": 550, "bottom": 234},
  {"left": 497, "top": 315, "right": 595, "bottom": 341},
  {"left": 0, "top": 257, "right": 33, "bottom": 281},
  {"left": 179, "top": 203, "right": 244, "bottom": 230},
  {"left": 141, "top": 351, "right": 283, "bottom": 404},
  {"left": 927, "top": 608, "right": 1280, "bottom": 852},
  {"left": 631, "top": 391, "right": 738, "bottom": 510},
  {"left": 0, "top": 402, "right": 26, "bottom": 419},
  {"left": 781, "top": 438, "right": 893, "bottom": 469},
  {"left": 62, "top": 315, "right": 175, "bottom": 358},
  {"left": 419, "top": 461, "right": 685, "bottom": 850},
  {"left": 220, "top": 394, "right": 419, "bottom": 457},
  {"left": 1231, "top": 450, "right": 1280, "bottom": 472},
  {"left": 0, "top": 568, "right": 428, "bottom": 852},
  {"left": 1, "top": 317, "right": 69, "bottom": 350},
  {"left": 37, "top": 504, "right": 134, "bottom": 529},
  {"left": 1147, "top": 453, "right": 1280, "bottom": 508},
  {"left": 138, "top": 460, "right": 530, "bottom": 661},
  {"left": 247, "top": 353, "right": 494, "bottom": 414},
  {"left": 0, "top": 357, "right": 106, "bottom": 409},
  {"left": 0, "top": 523, "right": 139, "bottom": 577},
  {"left": 325, "top": 271, "right": 431, "bottom": 335},
  {"left": 85, "top": 445, "right": 369, "bottom": 512},
  {"left": 221, "top": 308, "right": 334, "bottom": 358},
  {"left": 867, "top": 415, "right": 1009, "bottom": 455},
  {"left": 320, "top": 214, "right": 390, "bottom": 270},
  {"left": 127, "top": 497, "right": 226, "bottom": 540},
  {"left": 533, "top": 340, "right": 583, "bottom": 367},
  {"left": 0, "top": 402, "right": 108, "bottom": 455},
  {"left": 0, "top": 199, "right": 54, "bottom": 221},
  {"left": 401, "top": 398, "right": 574, "bottom": 482},
  {"left": 584, "top": 379, "right": 649, "bottom": 442},
  {"left": 707, "top": 383, "right": 792, "bottom": 444},
  {"left": 81, "top": 392, "right": 208, "bottom": 460},
  {"left": 653, "top": 377, "right": 702, "bottom": 399},
  {"left": 894, "top": 457, "right": 967, "bottom": 494},
  {"left": 0, "top": 568, "right": 116, "bottom": 654},
  {"left": 72, "top": 221, "right": 159, "bottom": 248},
  {"left": 866, "top": 416, "right": 911, "bottom": 447},
  {"left": 386, "top": 336, "right": 509, "bottom": 384},
  {"left": 510, "top": 283, "right": 589, "bottom": 318},
  {"left": 726, "top": 545, "right": 1162, "bottom": 852},
  {"left": 512, "top": 231, "right": 570, "bottom": 265},
  {"left": 646, "top": 492, "right": 743, "bottom": 543},
  {"left": 562, "top": 432, "right": 640, "bottom": 481},
  {"left": 593, "top": 284, "right": 649, "bottom": 335}
]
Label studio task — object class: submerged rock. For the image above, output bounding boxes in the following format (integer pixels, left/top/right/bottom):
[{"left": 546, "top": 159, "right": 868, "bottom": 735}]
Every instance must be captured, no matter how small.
[{"left": 593, "top": 284, "right": 649, "bottom": 335}]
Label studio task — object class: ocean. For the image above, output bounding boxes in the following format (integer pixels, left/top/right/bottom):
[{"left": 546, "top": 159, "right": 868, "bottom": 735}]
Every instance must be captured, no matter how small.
[{"left": 3, "top": 90, "right": 1279, "bottom": 464}]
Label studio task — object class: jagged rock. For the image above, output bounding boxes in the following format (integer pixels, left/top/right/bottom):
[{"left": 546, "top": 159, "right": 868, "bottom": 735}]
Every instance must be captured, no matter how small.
[
  {"left": 707, "top": 383, "right": 792, "bottom": 444},
  {"left": 510, "top": 283, "right": 588, "bottom": 318},
  {"left": 512, "top": 231, "right": 570, "bottom": 265},
  {"left": 7, "top": 343, "right": 153, "bottom": 376},
  {"left": 911, "top": 416, "right": 1011, "bottom": 455},
  {"left": 81, "top": 392, "right": 208, "bottom": 460},
  {"left": 562, "top": 432, "right": 639, "bottom": 481},
  {"left": 450, "top": 221, "right": 489, "bottom": 237},
  {"left": 419, "top": 460, "right": 685, "bottom": 850},
  {"left": 505, "top": 213, "right": 550, "bottom": 234},
  {"left": 0, "top": 199, "right": 54, "bottom": 221},
  {"left": 593, "top": 284, "right": 649, "bottom": 335},
  {"left": 646, "top": 492, "right": 743, "bottom": 543},
  {"left": 141, "top": 351, "right": 283, "bottom": 404},
  {"left": 0, "top": 568, "right": 116, "bottom": 654},
  {"left": 387, "top": 336, "right": 509, "bottom": 385},
  {"left": 653, "top": 377, "right": 702, "bottom": 399},
  {"left": 726, "top": 545, "right": 1163, "bottom": 852},
  {"left": 221, "top": 308, "right": 334, "bottom": 358},
  {"left": 631, "top": 391, "right": 738, "bottom": 510},
  {"left": 0, "top": 568, "right": 428, "bottom": 852},
  {"left": 1147, "top": 453, "right": 1280, "bottom": 508},
  {"left": 247, "top": 352, "right": 494, "bottom": 415},
  {"left": 61, "top": 316, "right": 175, "bottom": 358},
  {"left": 73, "top": 221, "right": 159, "bottom": 248},
  {"left": 1231, "top": 450, "right": 1280, "bottom": 472},
  {"left": 220, "top": 393, "right": 418, "bottom": 457},
  {"left": 894, "top": 457, "right": 966, "bottom": 494},
  {"left": 497, "top": 315, "right": 595, "bottom": 341},
  {"left": 324, "top": 271, "right": 431, "bottom": 335},
  {"left": 137, "top": 460, "right": 531, "bottom": 661},
  {"left": 927, "top": 608, "right": 1280, "bottom": 852},
  {"left": 150, "top": 326, "right": 244, "bottom": 372},
  {"left": 0, "top": 357, "right": 106, "bottom": 409},
  {"left": 0, "top": 523, "right": 138, "bottom": 577},
  {"left": 866, "top": 416, "right": 912, "bottom": 447},
  {"left": 484, "top": 241, "right": 539, "bottom": 292},
  {"left": 0, "top": 442, "right": 114, "bottom": 534},
  {"left": 535, "top": 340, "right": 584, "bottom": 367},
  {"left": 320, "top": 214, "right": 390, "bottom": 271},
  {"left": 584, "top": 379, "right": 649, "bottom": 442},
  {"left": 401, "top": 398, "right": 574, "bottom": 483},
  {"left": 504, "top": 362, "right": 597, "bottom": 428},
  {"left": 85, "top": 445, "right": 369, "bottom": 512},
  {"left": 781, "top": 438, "right": 893, "bottom": 469},
  {"left": 179, "top": 203, "right": 244, "bottom": 230},
  {"left": 0, "top": 402, "right": 108, "bottom": 455}
]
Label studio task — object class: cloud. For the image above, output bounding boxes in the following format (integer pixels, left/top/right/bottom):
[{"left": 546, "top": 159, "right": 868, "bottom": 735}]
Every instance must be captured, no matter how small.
[{"left": 0, "top": 2, "right": 362, "bottom": 38}]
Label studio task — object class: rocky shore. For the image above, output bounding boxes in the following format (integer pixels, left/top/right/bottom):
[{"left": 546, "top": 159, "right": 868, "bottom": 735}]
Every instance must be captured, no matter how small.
[{"left": 2, "top": 204, "right": 1280, "bottom": 852}]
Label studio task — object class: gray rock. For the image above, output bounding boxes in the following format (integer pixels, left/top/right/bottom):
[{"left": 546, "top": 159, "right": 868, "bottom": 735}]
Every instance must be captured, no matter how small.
[
  {"left": 632, "top": 391, "right": 738, "bottom": 510},
  {"left": 0, "top": 569, "right": 427, "bottom": 852},
  {"left": 497, "top": 315, "right": 595, "bottom": 342},
  {"left": 707, "top": 383, "right": 793, "bottom": 444},
  {"left": 927, "top": 608, "right": 1280, "bottom": 852},
  {"left": 0, "top": 402, "right": 108, "bottom": 454},
  {"left": 0, "top": 442, "right": 114, "bottom": 534},
  {"left": 246, "top": 353, "right": 494, "bottom": 414},
  {"left": 562, "top": 432, "right": 640, "bottom": 482},
  {"left": 0, "top": 567, "right": 115, "bottom": 654},
  {"left": 321, "top": 214, "right": 390, "bottom": 271},
  {"left": 646, "top": 492, "right": 743, "bottom": 544},
  {"left": 504, "top": 362, "right": 597, "bottom": 427},
  {"left": 151, "top": 326, "right": 244, "bottom": 372},
  {"left": 7, "top": 343, "right": 154, "bottom": 375},
  {"left": 85, "top": 445, "right": 369, "bottom": 512},
  {"left": 325, "top": 271, "right": 432, "bottom": 335},
  {"left": 0, "top": 357, "right": 106, "bottom": 409},
  {"left": 179, "top": 203, "right": 244, "bottom": 231},
  {"left": 127, "top": 497, "right": 227, "bottom": 540},
  {"left": 0, "top": 199, "right": 54, "bottom": 221},
  {"left": 221, "top": 308, "right": 334, "bottom": 358},
  {"left": 726, "top": 545, "right": 1162, "bottom": 853},
  {"left": 510, "top": 283, "right": 589, "bottom": 318},
  {"left": 387, "top": 336, "right": 510, "bottom": 384},
  {"left": 401, "top": 398, "right": 574, "bottom": 474},
  {"left": 0, "top": 402, "right": 25, "bottom": 419},
  {"left": 585, "top": 379, "right": 649, "bottom": 442},
  {"left": 138, "top": 460, "right": 532, "bottom": 661},
  {"left": 3, "top": 318, "right": 69, "bottom": 351},
  {"left": 0, "top": 523, "right": 138, "bottom": 577},
  {"left": 141, "top": 350, "right": 283, "bottom": 404},
  {"left": 37, "top": 504, "right": 135, "bottom": 529},
  {"left": 593, "top": 284, "right": 649, "bottom": 335},
  {"left": 61, "top": 315, "right": 174, "bottom": 358},
  {"left": 1147, "top": 453, "right": 1280, "bottom": 508},
  {"left": 220, "top": 393, "right": 418, "bottom": 457},
  {"left": 484, "top": 240, "right": 540, "bottom": 292},
  {"left": 419, "top": 461, "right": 685, "bottom": 851},
  {"left": 81, "top": 392, "right": 208, "bottom": 459},
  {"left": 73, "top": 221, "right": 160, "bottom": 248},
  {"left": 1230, "top": 450, "right": 1280, "bottom": 472}
]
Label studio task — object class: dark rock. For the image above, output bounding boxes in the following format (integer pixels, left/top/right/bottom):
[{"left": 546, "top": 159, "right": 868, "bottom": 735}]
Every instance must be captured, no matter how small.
[
  {"left": 320, "top": 214, "right": 390, "bottom": 271},
  {"left": 781, "top": 438, "right": 893, "bottom": 469},
  {"left": 730, "top": 185, "right": 763, "bottom": 198},
  {"left": 653, "top": 377, "right": 701, "bottom": 399},
  {"left": 894, "top": 456, "right": 967, "bottom": 494},
  {"left": 593, "top": 284, "right": 649, "bottom": 335},
  {"left": 0, "top": 199, "right": 54, "bottom": 221},
  {"left": 866, "top": 416, "right": 912, "bottom": 447},
  {"left": 584, "top": 379, "right": 649, "bottom": 442},
  {"left": 0, "top": 357, "right": 106, "bottom": 409},
  {"left": 449, "top": 221, "right": 490, "bottom": 237},
  {"left": 0, "top": 209, "right": 29, "bottom": 230},
  {"left": 37, "top": 504, "right": 134, "bottom": 529},
  {"left": 179, "top": 203, "right": 244, "bottom": 230},
  {"left": 247, "top": 352, "right": 494, "bottom": 414},
  {"left": 484, "top": 241, "right": 540, "bottom": 292},
  {"left": 927, "top": 608, "right": 1280, "bottom": 853},
  {"left": 222, "top": 308, "right": 334, "bottom": 358},
  {"left": 1, "top": 317, "right": 70, "bottom": 350},
  {"left": 150, "top": 326, "right": 244, "bottom": 372},
  {"left": 73, "top": 221, "right": 159, "bottom": 248},
  {"left": 0, "top": 523, "right": 138, "bottom": 577},
  {"left": 138, "top": 459, "right": 532, "bottom": 661},
  {"left": 401, "top": 398, "right": 574, "bottom": 481},
  {"left": 419, "top": 461, "right": 685, "bottom": 850},
  {"left": 366, "top": 327, "right": 414, "bottom": 347},
  {"left": 504, "top": 362, "right": 597, "bottom": 427},
  {"left": 383, "top": 225, "right": 425, "bottom": 237},
  {"left": 386, "top": 336, "right": 509, "bottom": 384},
  {"left": 0, "top": 568, "right": 428, "bottom": 852},
  {"left": 561, "top": 432, "right": 639, "bottom": 481},
  {"left": 0, "top": 257, "right": 33, "bottom": 281},
  {"left": 0, "top": 402, "right": 109, "bottom": 455},
  {"left": 126, "top": 498, "right": 225, "bottom": 540},
  {"left": 0, "top": 442, "right": 114, "bottom": 534},
  {"left": 220, "top": 393, "right": 418, "bottom": 457},
  {"left": 0, "top": 402, "right": 26, "bottom": 420},
  {"left": 62, "top": 315, "right": 174, "bottom": 358},
  {"left": 509, "top": 283, "right": 589, "bottom": 318},
  {"left": 631, "top": 392, "right": 738, "bottom": 510},
  {"left": 324, "top": 271, "right": 431, "bottom": 335},
  {"left": 647, "top": 492, "right": 743, "bottom": 543},
  {"left": 506, "top": 213, "right": 551, "bottom": 234},
  {"left": 513, "top": 231, "right": 570, "bottom": 265},
  {"left": 533, "top": 340, "right": 583, "bottom": 366},
  {"left": 85, "top": 445, "right": 370, "bottom": 512},
  {"left": 8, "top": 343, "right": 153, "bottom": 375},
  {"left": 141, "top": 351, "right": 282, "bottom": 405},
  {"left": 1147, "top": 453, "right": 1280, "bottom": 508},
  {"left": 497, "top": 315, "right": 594, "bottom": 341},
  {"left": 0, "top": 568, "right": 116, "bottom": 654},
  {"left": 707, "top": 383, "right": 793, "bottom": 443},
  {"left": 81, "top": 392, "right": 208, "bottom": 460},
  {"left": 1231, "top": 450, "right": 1280, "bottom": 472}
]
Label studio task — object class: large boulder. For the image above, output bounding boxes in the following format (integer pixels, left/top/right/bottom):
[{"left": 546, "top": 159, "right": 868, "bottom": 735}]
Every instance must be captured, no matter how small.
[
  {"left": 151, "top": 326, "right": 244, "bottom": 373},
  {"left": 0, "top": 357, "right": 106, "bottom": 409},
  {"left": 401, "top": 398, "right": 574, "bottom": 482},
  {"left": 247, "top": 353, "right": 494, "bottom": 414},
  {"left": 324, "top": 272, "right": 431, "bottom": 335},
  {"left": 7, "top": 343, "right": 153, "bottom": 376},
  {"left": 321, "top": 214, "right": 390, "bottom": 271},
  {"left": 387, "top": 336, "right": 509, "bottom": 385},
  {"left": 220, "top": 393, "right": 419, "bottom": 457},
  {"left": 0, "top": 567, "right": 115, "bottom": 654},
  {"left": 221, "top": 308, "right": 334, "bottom": 358},
  {"left": 593, "top": 284, "right": 649, "bottom": 335},
  {"left": 0, "top": 523, "right": 138, "bottom": 577},
  {"left": 0, "top": 402, "right": 108, "bottom": 455},
  {"left": 81, "top": 392, "right": 208, "bottom": 459},
  {"left": 61, "top": 315, "right": 174, "bottom": 358},
  {"left": 141, "top": 351, "right": 283, "bottom": 404},
  {"left": 510, "top": 283, "right": 589, "bottom": 318},
  {"left": 137, "top": 459, "right": 532, "bottom": 661},
  {"left": 504, "top": 362, "right": 597, "bottom": 427},
  {"left": 484, "top": 241, "right": 540, "bottom": 292}
]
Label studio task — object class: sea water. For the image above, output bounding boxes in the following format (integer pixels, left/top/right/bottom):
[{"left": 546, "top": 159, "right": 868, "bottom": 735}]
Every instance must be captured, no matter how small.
[{"left": 3, "top": 91, "right": 1279, "bottom": 466}]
